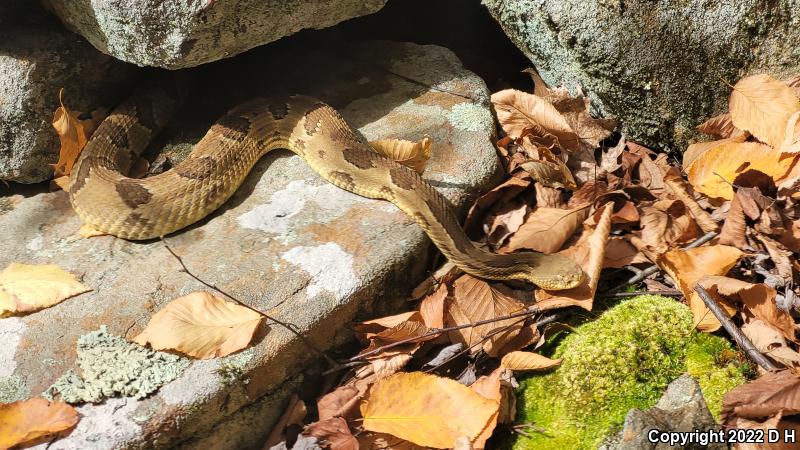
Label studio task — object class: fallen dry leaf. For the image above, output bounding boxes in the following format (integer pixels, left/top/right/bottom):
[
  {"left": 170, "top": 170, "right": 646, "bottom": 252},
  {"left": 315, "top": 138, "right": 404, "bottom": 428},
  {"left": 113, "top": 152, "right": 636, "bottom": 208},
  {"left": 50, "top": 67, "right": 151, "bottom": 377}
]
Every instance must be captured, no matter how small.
[
  {"left": 419, "top": 282, "right": 448, "bottom": 329},
  {"left": 304, "top": 417, "right": 359, "bottom": 450},
  {"left": 535, "top": 202, "right": 612, "bottom": 311},
  {"left": 491, "top": 89, "right": 580, "bottom": 151},
  {"left": 469, "top": 367, "right": 514, "bottom": 449},
  {"left": 740, "top": 318, "right": 800, "bottom": 368},
  {"left": 717, "top": 191, "right": 749, "bottom": 249},
  {"left": 445, "top": 274, "right": 526, "bottom": 356},
  {"left": 501, "top": 205, "right": 590, "bottom": 254},
  {"left": 500, "top": 351, "right": 561, "bottom": 371},
  {"left": 263, "top": 394, "right": 307, "bottom": 449},
  {"left": 729, "top": 74, "right": 800, "bottom": 148},
  {"left": 721, "top": 369, "right": 800, "bottom": 426},
  {"left": 638, "top": 200, "right": 699, "bottom": 253},
  {"left": 779, "top": 110, "right": 800, "bottom": 154},
  {"left": 0, "top": 398, "right": 79, "bottom": 449},
  {"left": 370, "top": 137, "right": 432, "bottom": 174},
  {"left": 657, "top": 245, "right": 743, "bottom": 331},
  {"left": 318, "top": 385, "right": 362, "bottom": 422},
  {"left": 0, "top": 262, "right": 91, "bottom": 318},
  {"left": 697, "top": 112, "right": 747, "bottom": 140},
  {"left": 730, "top": 412, "right": 800, "bottom": 450},
  {"left": 698, "top": 276, "right": 795, "bottom": 341},
  {"left": 51, "top": 89, "right": 91, "bottom": 178},
  {"left": 134, "top": 291, "right": 263, "bottom": 359},
  {"left": 664, "top": 169, "right": 719, "bottom": 233},
  {"left": 686, "top": 141, "right": 795, "bottom": 200},
  {"left": 361, "top": 372, "right": 498, "bottom": 448}
]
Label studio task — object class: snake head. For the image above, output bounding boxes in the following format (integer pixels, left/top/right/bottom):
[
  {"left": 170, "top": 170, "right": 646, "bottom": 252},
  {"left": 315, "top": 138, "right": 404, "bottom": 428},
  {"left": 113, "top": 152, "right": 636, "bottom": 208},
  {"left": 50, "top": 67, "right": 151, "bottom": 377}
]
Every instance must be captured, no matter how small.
[{"left": 516, "top": 252, "right": 585, "bottom": 290}]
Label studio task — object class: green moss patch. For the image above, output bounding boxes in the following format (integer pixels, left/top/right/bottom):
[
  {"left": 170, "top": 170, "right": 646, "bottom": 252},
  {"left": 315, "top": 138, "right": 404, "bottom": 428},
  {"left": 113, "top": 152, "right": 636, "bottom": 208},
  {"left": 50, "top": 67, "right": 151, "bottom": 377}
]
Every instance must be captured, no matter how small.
[{"left": 512, "top": 295, "right": 750, "bottom": 449}]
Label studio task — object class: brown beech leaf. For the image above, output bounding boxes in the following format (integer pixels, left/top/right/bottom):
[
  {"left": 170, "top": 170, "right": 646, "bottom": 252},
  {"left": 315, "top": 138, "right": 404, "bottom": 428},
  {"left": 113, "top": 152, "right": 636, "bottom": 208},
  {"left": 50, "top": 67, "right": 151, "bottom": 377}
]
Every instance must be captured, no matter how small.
[
  {"left": 720, "top": 369, "right": 800, "bottom": 426},
  {"left": 304, "top": 417, "right": 359, "bottom": 450},
  {"left": 603, "top": 237, "right": 647, "bottom": 268},
  {"left": 445, "top": 274, "right": 526, "bottom": 356},
  {"left": 0, "top": 262, "right": 91, "bottom": 318},
  {"left": 501, "top": 205, "right": 590, "bottom": 254},
  {"left": 355, "top": 311, "right": 418, "bottom": 340},
  {"left": 657, "top": 245, "right": 742, "bottom": 332},
  {"left": 740, "top": 318, "right": 800, "bottom": 368},
  {"left": 486, "top": 201, "right": 529, "bottom": 248},
  {"left": 361, "top": 372, "right": 498, "bottom": 449},
  {"left": 729, "top": 74, "right": 800, "bottom": 148},
  {"left": 491, "top": 89, "right": 580, "bottom": 151},
  {"left": 664, "top": 169, "right": 719, "bottom": 233},
  {"left": 639, "top": 200, "right": 699, "bottom": 253},
  {"left": 550, "top": 93, "right": 615, "bottom": 152},
  {"left": 535, "top": 202, "right": 612, "bottom": 311},
  {"left": 133, "top": 291, "right": 263, "bottom": 359},
  {"left": 698, "top": 276, "right": 795, "bottom": 341},
  {"left": 500, "top": 351, "right": 561, "bottom": 371},
  {"left": 419, "top": 282, "right": 448, "bottom": 329},
  {"left": 731, "top": 412, "right": 800, "bottom": 450},
  {"left": 51, "top": 89, "right": 90, "bottom": 178},
  {"left": 697, "top": 112, "right": 747, "bottom": 140},
  {"left": 318, "top": 385, "right": 362, "bottom": 422},
  {"left": 0, "top": 398, "right": 79, "bottom": 449},
  {"left": 464, "top": 175, "right": 531, "bottom": 239},
  {"left": 470, "top": 367, "right": 517, "bottom": 448},
  {"left": 686, "top": 141, "right": 795, "bottom": 200},
  {"left": 683, "top": 138, "right": 734, "bottom": 170},
  {"left": 370, "top": 137, "right": 432, "bottom": 174},
  {"left": 717, "top": 191, "right": 749, "bottom": 249}
]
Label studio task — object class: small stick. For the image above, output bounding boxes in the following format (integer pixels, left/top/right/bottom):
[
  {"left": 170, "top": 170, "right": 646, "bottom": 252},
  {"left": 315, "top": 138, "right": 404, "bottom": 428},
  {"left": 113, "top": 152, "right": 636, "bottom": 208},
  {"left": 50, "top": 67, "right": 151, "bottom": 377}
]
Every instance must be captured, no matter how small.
[
  {"left": 605, "top": 231, "right": 718, "bottom": 293},
  {"left": 603, "top": 290, "right": 683, "bottom": 298},
  {"left": 350, "top": 305, "right": 542, "bottom": 362},
  {"left": 161, "top": 237, "right": 342, "bottom": 369},
  {"left": 694, "top": 284, "right": 779, "bottom": 371}
]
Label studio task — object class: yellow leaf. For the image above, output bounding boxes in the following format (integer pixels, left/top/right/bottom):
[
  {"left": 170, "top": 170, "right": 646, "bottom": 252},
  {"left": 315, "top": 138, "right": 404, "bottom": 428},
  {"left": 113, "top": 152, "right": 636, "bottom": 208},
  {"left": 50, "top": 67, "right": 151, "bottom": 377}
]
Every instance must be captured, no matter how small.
[
  {"left": 491, "top": 89, "right": 580, "bottom": 151},
  {"left": 361, "top": 372, "right": 498, "bottom": 448},
  {"left": 500, "top": 351, "right": 561, "bottom": 371},
  {"left": 686, "top": 141, "right": 795, "bottom": 200},
  {"left": 51, "top": 89, "right": 89, "bottom": 177},
  {"left": 370, "top": 137, "right": 432, "bottom": 174},
  {"left": 0, "top": 263, "right": 91, "bottom": 318},
  {"left": 134, "top": 291, "right": 264, "bottom": 359},
  {"left": 0, "top": 398, "right": 78, "bottom": 449},
  {"left": 780, "top": 110, "right": 800, "bottom": 154},
  {"left": 729, "top": 74, "right": 800, "bottom": 148},
  {"left": 656, "top": 245, "right": 742, "bottom": 332}
]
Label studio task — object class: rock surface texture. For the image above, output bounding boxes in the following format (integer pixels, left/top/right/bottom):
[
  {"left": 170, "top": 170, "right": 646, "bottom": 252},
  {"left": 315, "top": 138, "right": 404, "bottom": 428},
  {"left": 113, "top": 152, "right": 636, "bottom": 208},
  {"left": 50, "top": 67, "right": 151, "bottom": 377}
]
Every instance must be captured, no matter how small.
[
  {"left": 600, "top": 374, "right": 725, "bottom": 450},
  {"left": 45, "top": 0, "right": 388, "bottom": 69},
  {"left": 1, "top": 41, "right": 499, "bottom": 449},
  {"left": 482, "top": 0, "right": 800, "bottom": 149},
  {"left": 0, "top": 22, "right": 137, "bottom": 183}
]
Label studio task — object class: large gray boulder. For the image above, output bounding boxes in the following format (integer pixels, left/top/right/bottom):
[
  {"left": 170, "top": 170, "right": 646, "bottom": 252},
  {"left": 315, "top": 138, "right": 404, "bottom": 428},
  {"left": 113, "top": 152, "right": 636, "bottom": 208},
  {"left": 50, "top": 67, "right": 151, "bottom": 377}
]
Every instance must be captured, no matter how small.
[
  {"left": 0, "top": 24, "right": 137, "bottom": 183},
  {"left": 44, "top": 0, "right": 388, "bottom": 69},
  {"left": 482, "top": 0, "right": 800, "bottom": 150},
  {"left": 2, "top": 41, "right": 500, "bottom": 449}
]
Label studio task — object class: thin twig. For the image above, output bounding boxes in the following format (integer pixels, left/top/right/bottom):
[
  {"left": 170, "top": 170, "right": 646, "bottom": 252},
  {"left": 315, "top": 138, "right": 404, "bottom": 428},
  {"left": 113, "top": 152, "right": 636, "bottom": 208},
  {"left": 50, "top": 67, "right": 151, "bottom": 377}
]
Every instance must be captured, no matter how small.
[
  {"left": 603, "top": 290, "right": 683, "bottom": 298},
  {"left": 605, "top": 231, "right": 718, "bottom": 293},
  {"left": 694, "top": 284, "right": 780, "bottom": 371},
  {"left": 161, "top": 237, "right": 342, "bottom": 369},
  {"left": 350, "top": 305, "right": 542, "bottom": 362}
]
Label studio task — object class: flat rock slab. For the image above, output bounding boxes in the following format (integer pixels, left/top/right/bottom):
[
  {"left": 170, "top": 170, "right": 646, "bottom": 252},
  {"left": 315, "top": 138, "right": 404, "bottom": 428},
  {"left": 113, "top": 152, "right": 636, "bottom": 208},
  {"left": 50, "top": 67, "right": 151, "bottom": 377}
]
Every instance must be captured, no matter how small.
[
  {"left": 45, "top": 0, "right": 387, "bottom": 69},
  {"left": 0, "top": 41, "right": 499, "bottom": 449}
]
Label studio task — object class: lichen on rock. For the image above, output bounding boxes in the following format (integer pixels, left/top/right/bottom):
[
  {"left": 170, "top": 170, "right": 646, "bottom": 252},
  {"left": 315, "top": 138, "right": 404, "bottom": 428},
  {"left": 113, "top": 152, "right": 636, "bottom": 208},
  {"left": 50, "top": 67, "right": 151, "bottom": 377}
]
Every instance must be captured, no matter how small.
[
  {"left": 45, "top": 326, "right": 189, "bottom": 403},
  {"left": 512, "top": 295, "right": 750, "bottom": 450}
]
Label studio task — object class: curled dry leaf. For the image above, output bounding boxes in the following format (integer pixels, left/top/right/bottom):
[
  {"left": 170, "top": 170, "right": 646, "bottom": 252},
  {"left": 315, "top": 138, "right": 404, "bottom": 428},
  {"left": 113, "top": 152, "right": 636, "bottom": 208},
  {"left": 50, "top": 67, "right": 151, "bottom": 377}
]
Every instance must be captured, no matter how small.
[
  {"left": 445, "top": 274, "right": 526, "bottom": 357},
  {"left": 51, "top": 89, "right": 89, "bottom": 178},
  {"left": 697, "top": 276, "right": 795, "bottom": 341},
  {"left": 720, "top": 369, "right": 800, "bottom": 426},
  {"left": 697, "top": 112, "right": 747, "bottom": 140},
  {"left": 500, "top": 351, "right": 561, "bottom": 371},
  {"left": 469, "top": 367, "right": 516, "bottom": 449},
  {"left": 686, "top": 141, "right": 795, "bottom": 200},
  {"left": 717, "top": 191, "right": 749, "bottom": 249},
  {"left": 361, "top": 372, "right": 498, "bottom": 449},
  {"left": 491, "top": 89, "right": 580, "bottom": 151},
  {"left": 729, "top": 74, "right": 800, "bottom": 148},
  {"left": 638, "top": 200, "right": 699, "bottom": 254},
  {"left": 134, "top": 291, "right": 263, "bottom": 359},
  {"left": 656, "top": 245, "right": 743, "bottom": 332},
  {"left": 303, "top": 417, "right": 359, "bottom": 450},
  {"left": 0, "top": 398, "right": 79, "bottom": 449},
  {"left": 263, "top": 394, "right": 307, "bottom": 449},
  {"left": 369, "top": 137, "right": 432, "bottom": 174},
  {"left": 419, "top": 282, "right": 448, "bottom": 329},
  {"left": 740, "top": 318, "right": 800, "bottom": 368},
  {"left": 664, "top": 169, "right": 719, "bottom": 233},
  {"left": 535, "top": 202, "right": 612, "bottom": 311},
  {"left": 501, "top": 205, "right": 590, "bottom": 254},
  {"left": 318, "top": 385, "right": 362, "bottom": 422},
  {"left": 0, "top": 262, "right": 91, "bottom": 318}
]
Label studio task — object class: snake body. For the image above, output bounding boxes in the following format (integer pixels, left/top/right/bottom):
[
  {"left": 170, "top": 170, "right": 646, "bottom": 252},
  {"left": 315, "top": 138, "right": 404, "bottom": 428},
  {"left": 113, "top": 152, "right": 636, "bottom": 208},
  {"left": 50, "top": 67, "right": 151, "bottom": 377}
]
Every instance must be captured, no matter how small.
[{"left": 69, "top": 81, "right": 583, "bottom": 290}]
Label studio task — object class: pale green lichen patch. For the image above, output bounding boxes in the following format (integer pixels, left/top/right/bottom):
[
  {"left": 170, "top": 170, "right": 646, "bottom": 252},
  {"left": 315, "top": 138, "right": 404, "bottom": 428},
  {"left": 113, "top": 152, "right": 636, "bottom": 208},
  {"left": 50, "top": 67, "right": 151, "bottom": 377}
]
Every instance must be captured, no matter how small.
[
  {"left": 45, "top": 326, "right": 189, "bottom": 403},
  {"left": 447, "top": 102, "right": 494, "bottom": 132},
  {"left": 512, "top": 295, "right": 749, "bottom": 450},
  {"left": 0, "top": 375, "right": 29, "bottom": 403}
]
